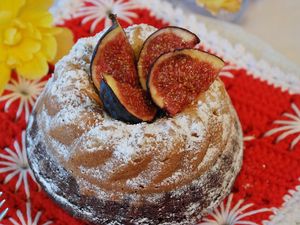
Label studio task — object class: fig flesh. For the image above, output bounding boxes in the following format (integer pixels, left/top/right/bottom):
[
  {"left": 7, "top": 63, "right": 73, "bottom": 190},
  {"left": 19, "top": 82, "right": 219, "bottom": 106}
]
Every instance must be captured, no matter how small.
[
  {"left": 90, "top": 15, "right": 138, "bottom": 90},
  {"left": 100, "top": 75, "right": 157, "bottom": 123},
  {"left": 138, "top": 27, "right": 200, "bottom": 90},
  {"left": 148, "top": 49, "right": 224, "bottom": 116}
]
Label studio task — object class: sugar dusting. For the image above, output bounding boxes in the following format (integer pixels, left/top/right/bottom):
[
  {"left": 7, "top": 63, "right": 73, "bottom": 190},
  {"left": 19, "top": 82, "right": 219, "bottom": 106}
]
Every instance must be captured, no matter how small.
[
  {"left": 26, "top": 24, "right": 243, "bottom": 225},
  {"left": 126, "top": 24, "right": 157, "bottom": 45}
]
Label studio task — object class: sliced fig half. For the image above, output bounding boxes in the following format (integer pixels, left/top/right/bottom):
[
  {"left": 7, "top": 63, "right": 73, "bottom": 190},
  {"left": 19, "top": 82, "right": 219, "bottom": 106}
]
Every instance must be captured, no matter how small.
[
  {"left": 148, "top": 49, "right": 224, "bottom": 116},
  {"left": 100, "top": 75, "right": 157, "bottom": 124},
  {"left": 138, "top": 27, "right": 200, "bottom": 90},
  {"left": 90, "top": 14, "right": 138, "bottom": 90}
]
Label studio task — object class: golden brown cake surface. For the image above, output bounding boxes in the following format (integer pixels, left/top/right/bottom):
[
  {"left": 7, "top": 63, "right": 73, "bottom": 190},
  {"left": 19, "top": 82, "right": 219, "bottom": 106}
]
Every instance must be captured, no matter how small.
[{"left": 27, "top": 24, "right": 243, "bottom": 225}]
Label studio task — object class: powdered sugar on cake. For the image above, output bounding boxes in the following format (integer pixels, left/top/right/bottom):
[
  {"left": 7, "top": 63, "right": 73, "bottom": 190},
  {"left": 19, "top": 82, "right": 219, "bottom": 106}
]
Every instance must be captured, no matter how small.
[
  {"left": 126, "top": 24, "right": 157, "bottom": 45},
  {"left": 26, "top": 24, "right": 243, "bottom": 225},
  {"left": 29, "top": 23, "right": 234, "bottom": 195}
]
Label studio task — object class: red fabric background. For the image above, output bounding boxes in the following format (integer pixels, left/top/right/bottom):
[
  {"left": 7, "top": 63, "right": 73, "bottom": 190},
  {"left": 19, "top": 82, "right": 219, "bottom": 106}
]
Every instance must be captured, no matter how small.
[{"left": 0, "top": 4, "right": 300, "bottom": 225}]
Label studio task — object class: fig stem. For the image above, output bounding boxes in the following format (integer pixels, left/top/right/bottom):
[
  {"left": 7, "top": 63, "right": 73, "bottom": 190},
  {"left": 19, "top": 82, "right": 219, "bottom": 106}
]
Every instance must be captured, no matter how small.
[{"left": 109, "top": 14, "right": 118, "bottom": 24}]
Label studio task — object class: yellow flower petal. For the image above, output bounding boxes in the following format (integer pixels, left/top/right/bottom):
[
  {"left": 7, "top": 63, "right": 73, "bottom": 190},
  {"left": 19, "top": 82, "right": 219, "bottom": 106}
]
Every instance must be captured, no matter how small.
[
  {"left": 20, "top": 11, "right": 53, "bottom": 28},
  {"left": 41, "top": 35, "right": 57, "bottom": 61},
  {"left": 51, "top": 27, "right": 74, "bottom": 63},
  {"left": 23, "top": 0, "right": 53, "bottom": 11},
  {"left": 0, "top": 45, "right": 7, "bottom": 61},
  {"left": 0, "top": 0, "right": 26, "bottom": 19},
  {"left": 196, "top": 0, "right": 241, "bottom": 14},
  {"left": 20, "top": 37, "right": 41, "bottom": 53},
  {"left": 16, "top": 53, "right": 48, "bottom": 79},
  {"left": 0, "top": 63, "right": 11, "bottom": 95},
  {"left": 13, "top": 18, "right": 27, "bottom": 29},
  {"left": 7, "top": 38, "right": 41, "bottom": 63},
  {"left": 222, "top": 0, "right": 241, "bottom": 12},
  {"left": 0, "top": 11, "right": 13, "bottom": 27},
  {"left": 0, "top": 0, "right": 57, "bottom": 81},
  {"left": 6, "top": 55, "right": 19, "bottom": 66},
  {"left": 3, "top": 27, "right": 22, "bottom": 45},
  {"left": 24, "top": 23, "right": 42, "bottom": 40}
]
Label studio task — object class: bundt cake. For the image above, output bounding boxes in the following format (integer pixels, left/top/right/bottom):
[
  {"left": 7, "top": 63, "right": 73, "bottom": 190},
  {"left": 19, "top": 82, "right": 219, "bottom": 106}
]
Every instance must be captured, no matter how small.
[{"left": 26, "top": 23, "right": 243, "bottom": 225}]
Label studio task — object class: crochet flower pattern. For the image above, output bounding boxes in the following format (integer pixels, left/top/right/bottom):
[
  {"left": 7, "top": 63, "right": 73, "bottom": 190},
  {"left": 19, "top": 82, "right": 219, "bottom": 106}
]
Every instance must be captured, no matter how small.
[
  {"left": 199, "top": 194, "right": 270, "bottom": 225},
  {"left": 8, "top": 201, "right": 52, "bottom": 225},
  {"left": 0, "top": 192, "right": 8, "bottom": 221},
  {"left": 0, "top": 75, "right": 47, "bottom": 121},
  {"left": 74, "top": 0, "right": 139, "bottom": 32},
  {"left": 265, "top": 103, "right": 300, "bottom": 150},
  {"left": 0, "top": 132, "right": 38, "bottom": 198}
]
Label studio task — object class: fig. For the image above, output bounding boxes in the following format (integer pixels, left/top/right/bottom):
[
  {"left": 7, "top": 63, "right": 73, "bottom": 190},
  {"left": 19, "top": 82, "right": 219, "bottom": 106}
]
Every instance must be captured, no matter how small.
[
  {"left": 91, "top": 15, "right": 158, "bottom": 124},
  {"left": 138, "top": 27, "right": 200, "bottom": 90},
  {"left": 90, "top": 14, "right": 138, "bottom": 90},
  {"left": 148, "top": 49, "right": 224, "bottom": 116},
  {"left": 100, "top": 75, "right": 157, "bottom": 124}
]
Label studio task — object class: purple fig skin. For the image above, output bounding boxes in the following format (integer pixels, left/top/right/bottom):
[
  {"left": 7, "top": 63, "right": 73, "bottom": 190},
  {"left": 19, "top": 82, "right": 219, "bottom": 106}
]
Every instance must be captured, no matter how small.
[
  {"left": 90, "top": 14, "right": 120, "bottom": 91},
  {"left": 99, "top": 79, "right": 144, "bottom": 124},
  {"left": 100, "top": 76, "right": 157, "bottom": 124}
]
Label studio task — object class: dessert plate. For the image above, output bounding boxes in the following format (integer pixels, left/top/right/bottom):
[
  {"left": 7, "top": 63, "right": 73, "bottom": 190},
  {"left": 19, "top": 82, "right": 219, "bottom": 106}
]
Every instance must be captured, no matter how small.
[{"left": 0, "top": 0, "right": 300, "bottom": 224}]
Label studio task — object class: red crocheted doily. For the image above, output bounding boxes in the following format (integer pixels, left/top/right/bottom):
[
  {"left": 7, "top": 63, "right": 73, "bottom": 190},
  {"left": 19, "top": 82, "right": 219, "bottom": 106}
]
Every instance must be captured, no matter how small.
[{"left": 0, "top": 2, "right": 300, "bottom": 224}]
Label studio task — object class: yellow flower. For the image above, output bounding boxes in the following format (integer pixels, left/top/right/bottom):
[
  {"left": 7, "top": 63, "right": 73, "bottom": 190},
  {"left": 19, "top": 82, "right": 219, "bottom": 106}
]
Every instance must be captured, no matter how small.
[
  {"left": 0, "top": 0, "right": 74, "bottom": 95},
  {"left": 196, "top": 0, "right": 242, "bottom": 15}
]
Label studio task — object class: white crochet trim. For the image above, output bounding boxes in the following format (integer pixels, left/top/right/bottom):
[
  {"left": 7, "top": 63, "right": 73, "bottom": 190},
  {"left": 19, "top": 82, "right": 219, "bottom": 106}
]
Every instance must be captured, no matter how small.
[
  {"left": 263, "top": 179, "right": 300, "bottom": 225},
  {"left": 50, "top": 0, "right": 83, "bottom": 25}
]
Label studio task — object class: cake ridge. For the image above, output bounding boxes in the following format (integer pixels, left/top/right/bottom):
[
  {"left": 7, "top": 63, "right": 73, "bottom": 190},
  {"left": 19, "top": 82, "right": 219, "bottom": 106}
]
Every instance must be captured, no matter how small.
[
  {"left": 26, "top": 24, "right": 243, "bottom": 224},
  {"left": 30, "top": 24, "right": 234, "bottom": 193}
]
